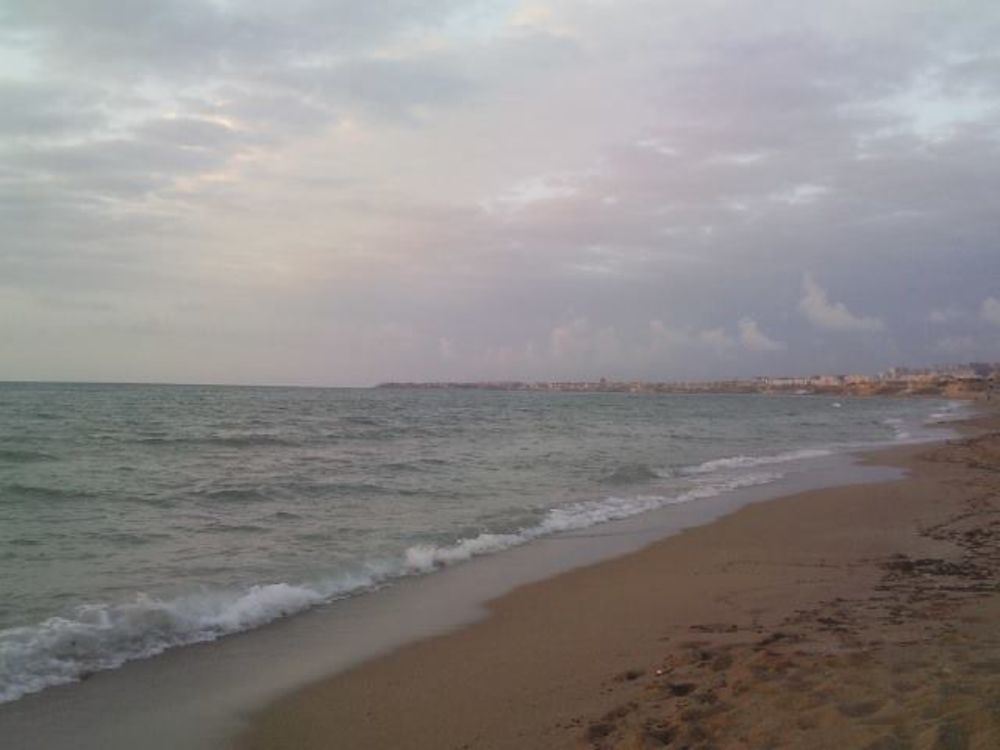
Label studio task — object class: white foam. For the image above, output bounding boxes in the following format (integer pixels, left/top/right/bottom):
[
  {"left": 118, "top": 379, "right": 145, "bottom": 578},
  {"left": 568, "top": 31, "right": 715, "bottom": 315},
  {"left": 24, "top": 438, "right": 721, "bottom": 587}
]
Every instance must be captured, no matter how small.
[
  {"left": 0, "top": 578, "right": 376, "bottom": 704},
  {"left": 0, "top": 467, "right": 789, "bottom": 704},
  {"left": 405, "top": 533, "right": 525, "bottom": 572},
  {"left": 882, "top": 417, "right": 914, "bottom": 441},
  {"left": 404, "top": 471, "right": 783, "bottom": 573},
  {"left": 681, "top": 448, "right": 833, "bottom": 475},
  {"left": 927, "top": 401, "right": 969, "bottom": 423}
]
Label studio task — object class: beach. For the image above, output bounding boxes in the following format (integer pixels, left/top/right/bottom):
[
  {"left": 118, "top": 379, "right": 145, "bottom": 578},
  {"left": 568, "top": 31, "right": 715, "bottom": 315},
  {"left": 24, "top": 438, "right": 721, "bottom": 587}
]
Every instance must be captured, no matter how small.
[
  {"left": 234, "top": 407, "right": 1000, "bottom": 750},
  {"left": 7, "top": 0, "right": 1000, "bottom": 746}
]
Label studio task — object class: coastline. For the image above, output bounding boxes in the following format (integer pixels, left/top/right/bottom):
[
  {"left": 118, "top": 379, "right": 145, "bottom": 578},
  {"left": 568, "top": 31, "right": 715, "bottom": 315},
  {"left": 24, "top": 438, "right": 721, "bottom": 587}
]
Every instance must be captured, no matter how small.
[{"left": 233, "top": 407, "right": 1000, "bottom": 750}]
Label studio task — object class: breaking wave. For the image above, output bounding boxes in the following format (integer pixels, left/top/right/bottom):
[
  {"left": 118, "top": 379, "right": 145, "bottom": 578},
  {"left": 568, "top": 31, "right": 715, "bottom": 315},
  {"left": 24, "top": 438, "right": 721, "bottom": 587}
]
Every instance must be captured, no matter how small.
[
  {"left": 0, "top": 468, "right": 786, "bottom": 704},
  {"left": 0, "top": 578, "right": 376, "bottom": 704},
  {"left": 603, "top": 462, "right": 668, "bottom": 485},
  {"left": 680, "top": 448, "right": 834, "bottom": 475},
  {"left": 882, "top": 417, "right": 912, "bottom": 441},
  {"left": 926, "top": 401, "right": 969, "bottom": 424},
  {"left": 403, "top": 470, "right": 781, "bottom": 572}
]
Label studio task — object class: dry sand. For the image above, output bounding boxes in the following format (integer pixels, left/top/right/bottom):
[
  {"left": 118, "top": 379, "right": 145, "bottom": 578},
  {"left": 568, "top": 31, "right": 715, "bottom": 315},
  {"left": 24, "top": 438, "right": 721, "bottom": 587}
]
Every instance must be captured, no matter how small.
[{"left": 234, "top": 409, "right": 1000, "bottom": 750}]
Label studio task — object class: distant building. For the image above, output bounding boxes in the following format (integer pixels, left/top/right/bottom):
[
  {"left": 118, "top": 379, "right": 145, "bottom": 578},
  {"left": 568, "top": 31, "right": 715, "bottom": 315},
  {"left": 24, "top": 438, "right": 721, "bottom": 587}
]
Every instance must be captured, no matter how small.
[
  {"left": 761, "top": 377, "right": 811, "bottom": 388},
  {"left": 809, "top": 375, "right": 845, "bottom": 387},
  {"left": 844, "top": 374, "right": 874, "bottom": 385}
]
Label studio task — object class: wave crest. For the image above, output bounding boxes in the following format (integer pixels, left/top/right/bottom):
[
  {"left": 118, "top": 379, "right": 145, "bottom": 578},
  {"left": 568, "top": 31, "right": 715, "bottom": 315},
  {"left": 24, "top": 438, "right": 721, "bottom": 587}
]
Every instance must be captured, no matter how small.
[
  {"left": 403, "top": 470, "right": 781, "bottom": 573},
  {"left": 681, "top": 448, "right": 833, "bottom": 475},
  {"left": 603, "top": 463, "right": 668, "bottom": 485},
  {"left": 0, "top": 459, "right": 806, "bottom": 703},
  {"left": 0, "top": 580, "right": 368, "bottom": 704}
]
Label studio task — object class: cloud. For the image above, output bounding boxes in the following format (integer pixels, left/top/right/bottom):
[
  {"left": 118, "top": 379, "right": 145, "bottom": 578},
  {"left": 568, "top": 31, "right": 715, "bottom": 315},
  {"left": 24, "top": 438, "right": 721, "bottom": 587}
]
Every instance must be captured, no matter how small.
[
  {"left": 928, "top": 307, "right": 964, "bottom": 324},
  {"left": 737, "top": 317, "right": 786, "bottom": 351},
  {"left": 268, "top": 55, "right": 477, "bottom": 123},
  {"left": 770, "top": 183, "right": 830, "bottom": 205},
  {"left": 4, "top": 1, "right": 1000, "bottom": 384},
  {"left": 697, "top": 327, "right": 736, "bottom": 353},
  {"left": 648, "top": 318, "right": 783, "bottom": 357},
  {"left": 981, "top": 297, "right": 1000, "bottom": 327},
  {"left": 136, "top": 116, "right": 246, "bottom": 149},
  {"left": 482, "top": 173, "right": 583, "bottom": 215},
  {"left": 0, "top": 79, "right": 106, "bottom": 136},
  {"left": 549, "top": 317, "right": 619, "bottom": 362},
  {"left": 1, "top": 0, "right": 466, "bottom": 78},
  {"left": 648, "top": 319, "right": 687, "bottom": 352},
  {"left": 799, "top": 274, "right": 885, "bottom": 333}
]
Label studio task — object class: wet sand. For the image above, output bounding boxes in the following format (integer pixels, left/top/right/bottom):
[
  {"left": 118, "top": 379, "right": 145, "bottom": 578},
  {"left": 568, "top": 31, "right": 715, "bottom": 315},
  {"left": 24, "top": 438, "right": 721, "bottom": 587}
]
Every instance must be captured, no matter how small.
[{"left": 234, "top": 409, "right": 1000, "bottom": 750}]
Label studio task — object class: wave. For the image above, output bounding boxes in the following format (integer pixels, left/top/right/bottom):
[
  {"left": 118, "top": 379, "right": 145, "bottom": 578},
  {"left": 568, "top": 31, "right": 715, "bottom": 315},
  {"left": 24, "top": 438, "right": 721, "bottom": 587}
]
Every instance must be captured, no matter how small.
[
  {"left": 198, "top": 488, "right": 272, "bottom": 504},
  {"left": 0, "top": 469, "right": 787, "bottom": 705},
  {"left": 137, "top": 434, "right": 298, "bottom": 448},
  {"left": 3, "top": 484, "right": 91, "bottom": 502},
  {"left": 603, "top": 462, "right": 668, "bottom": 485},
  {"left": 340, "top": 416, "right": 381, "bottom": 426},
  {"left": 0, "top": 449, "right": 54, "bottom": 464},
  {"left": 198, "top": 483, "right": 414, "bottom": 505},
  {"left": 403, "top": 470, "right": 782, "bottom": 572},
  {"left": 197, "top": 522, "right": 270, "bottom": 535},
  {"left": 882, "top": 418, "right": 912, "bottom": 441},
  {"left": 680, "top": 448, "right": 833, "bottom": 475},
  {"left": 926, "top": 401, "right": 968, "bottom": 424},
  {"left": 0, "top": 579, "right": 367, "bottom": 704}
]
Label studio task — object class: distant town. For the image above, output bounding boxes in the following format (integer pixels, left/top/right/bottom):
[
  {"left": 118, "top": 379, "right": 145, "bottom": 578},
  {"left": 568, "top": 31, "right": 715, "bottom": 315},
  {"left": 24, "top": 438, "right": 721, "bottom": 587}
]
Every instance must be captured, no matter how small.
[{"left": 377, "top": 362, "right": 1000, "bottom": 399}]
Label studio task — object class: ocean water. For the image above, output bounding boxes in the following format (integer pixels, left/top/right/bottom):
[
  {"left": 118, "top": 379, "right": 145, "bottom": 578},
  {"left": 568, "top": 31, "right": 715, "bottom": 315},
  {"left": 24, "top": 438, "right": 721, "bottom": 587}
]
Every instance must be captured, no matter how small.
[{"left": 0, "top": 383, "right": 964, "bottom": 703}]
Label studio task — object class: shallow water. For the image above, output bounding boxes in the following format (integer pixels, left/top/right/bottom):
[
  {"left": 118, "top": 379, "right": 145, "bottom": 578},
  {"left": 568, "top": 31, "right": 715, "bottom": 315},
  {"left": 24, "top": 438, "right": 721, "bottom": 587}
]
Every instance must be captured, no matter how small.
[{"left": 0, "top": 383, "right": 964, "bottom": 703}]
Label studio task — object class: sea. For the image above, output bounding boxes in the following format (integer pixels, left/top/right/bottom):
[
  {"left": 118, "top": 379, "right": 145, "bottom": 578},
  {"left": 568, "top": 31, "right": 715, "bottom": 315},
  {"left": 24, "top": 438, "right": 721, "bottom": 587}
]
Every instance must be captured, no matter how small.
[{"left": 0, "top": 382, "right": 967, "bottom": 706}]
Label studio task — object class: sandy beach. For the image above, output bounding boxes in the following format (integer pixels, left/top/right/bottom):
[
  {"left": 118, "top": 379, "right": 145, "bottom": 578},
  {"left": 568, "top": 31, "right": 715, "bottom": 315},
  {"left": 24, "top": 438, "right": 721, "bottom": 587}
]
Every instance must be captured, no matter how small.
[
  {"left": 7, "top": 1, "right": 1000, "bottom": 746},
  {"left": 232, "top": 407, "right": 1000, "bottom": 750}
]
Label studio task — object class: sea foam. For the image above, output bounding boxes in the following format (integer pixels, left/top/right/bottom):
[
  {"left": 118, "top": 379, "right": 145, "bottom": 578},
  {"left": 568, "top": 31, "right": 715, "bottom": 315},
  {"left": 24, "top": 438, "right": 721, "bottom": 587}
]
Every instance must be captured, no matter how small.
[
  {"left": 403, "top": 470, "right": 782, "bottom": 572},
  {"left": 0, "top": 579, "right": 372, "bottom": 704},
  {"left": 681, "top": 448, "right": 833, "bottom": 475},
  {"left": 1, "top": 468, "right": 787, "bottom": 703}
]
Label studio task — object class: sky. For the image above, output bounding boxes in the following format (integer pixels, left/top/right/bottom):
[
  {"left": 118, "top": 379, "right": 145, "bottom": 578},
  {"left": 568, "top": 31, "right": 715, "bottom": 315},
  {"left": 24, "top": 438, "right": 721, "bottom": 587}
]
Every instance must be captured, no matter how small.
[{"left": 2, "top": 0, "right": 999, "bottom": 386}]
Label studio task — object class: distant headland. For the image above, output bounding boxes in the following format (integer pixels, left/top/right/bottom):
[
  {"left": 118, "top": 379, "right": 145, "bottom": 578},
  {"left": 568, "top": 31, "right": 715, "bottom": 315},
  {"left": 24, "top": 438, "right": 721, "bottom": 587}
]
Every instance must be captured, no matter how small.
[{"left": 377, "top": 362, "right": 1000, "bottom": 399}]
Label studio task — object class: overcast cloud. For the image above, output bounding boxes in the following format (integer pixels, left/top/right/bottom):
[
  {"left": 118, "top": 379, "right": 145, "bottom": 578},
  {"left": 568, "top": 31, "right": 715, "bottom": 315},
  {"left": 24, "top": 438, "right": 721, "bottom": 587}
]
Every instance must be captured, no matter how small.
[{"left": 1, "top": 0, "right": 998, "bottom": 385}]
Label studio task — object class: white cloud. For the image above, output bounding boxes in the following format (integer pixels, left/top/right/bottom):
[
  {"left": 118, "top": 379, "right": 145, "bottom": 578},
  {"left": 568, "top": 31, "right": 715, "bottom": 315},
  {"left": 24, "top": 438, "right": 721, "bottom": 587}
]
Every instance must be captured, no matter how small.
[
  {"left": 771, "top": 183, "right": 830, "bottom": 205},
  {"left": 799, "top": 274, "right": 885, "bottom": 333},
  {"left": 737, "top": 317, "right": 786, "bottom": 351},
  {"left": 549, "top": 317, "right": 618, "bottom": 361},
  {"left": 636, "top": 138, "right": 678, "bottom": 157},
  {"left": 928, "top": 307, "right": 964, "bottom": 323},
  {"left": 697, "top": 327, "right": 736, "bottom": 353},
  {"left": 707, "top": 151, "right": 768, "bottom": 166},
  {"left": 649, "top": 319, "right": 783, "bottom": 356},
  {"left": 648, "top": 320, "right": 735, "bottom": 355},
  {"left": 981, "top": 297, "right": 1000, "bottom": 327},
  {"left": 481, "top": 174, "right": 582, "bottom": 215},
  {"left": 6, "top": 1, "right": 1000, "bottom": 385},
  {"left": 648, "top": 319, "right": 686, "bottom": 351}
]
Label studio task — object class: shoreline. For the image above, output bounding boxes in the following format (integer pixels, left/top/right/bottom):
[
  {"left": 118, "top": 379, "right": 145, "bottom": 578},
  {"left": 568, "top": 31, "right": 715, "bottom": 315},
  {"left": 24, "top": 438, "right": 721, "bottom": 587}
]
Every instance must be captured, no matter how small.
[
  {"left": 0, "top": 402, "right": 982, "bottom": 749},
  {"left": 233, "top": 407, "right": 1000, "bottom": 749},
  {"left": 0, "top": 440, "right": 909, "bottom": 750}
]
